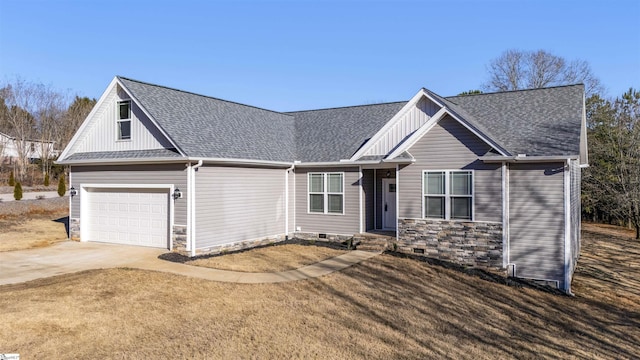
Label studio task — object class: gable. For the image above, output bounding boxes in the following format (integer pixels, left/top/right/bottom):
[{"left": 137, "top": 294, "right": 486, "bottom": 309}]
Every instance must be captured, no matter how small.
[
  {"left": 363, "top": 97, "right": 441, "bottom": 157},
  {"left": 407, "top": 115, "right": 494, "bottom": 168},
  {"left": 65, "top": 83, "right": 175, "bottom": 156}
]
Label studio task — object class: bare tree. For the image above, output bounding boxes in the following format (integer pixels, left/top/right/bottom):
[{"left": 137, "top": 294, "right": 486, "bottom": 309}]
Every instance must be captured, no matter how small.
[
  {"left": 483, "top": 49, "right": 603, "bottom": 96},
  {"left": 0, "top": 77, "right": 67, "bottom": 181}
]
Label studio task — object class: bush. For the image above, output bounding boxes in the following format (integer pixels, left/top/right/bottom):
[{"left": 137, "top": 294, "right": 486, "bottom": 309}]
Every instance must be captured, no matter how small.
[
  {"left": 44, "top": 173, "right": 50, "bottom": 186},
  {"left": 57, "top": 173, "right": 66, "bottom": 197},
  {"left": 14, "top": 182, "right": 23, "bottom": 200},
  {"left": 9, "top": 171, "right": 15, "bottom": 186}
]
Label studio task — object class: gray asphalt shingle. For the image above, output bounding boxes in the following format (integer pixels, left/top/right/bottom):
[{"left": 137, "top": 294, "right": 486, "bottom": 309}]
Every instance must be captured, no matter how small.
[
  {"left": 110, "top": 77, "right": 583, "bottom": 163},
  {"left": 65, "top": 148, "right": 182, "bottom": 161}
]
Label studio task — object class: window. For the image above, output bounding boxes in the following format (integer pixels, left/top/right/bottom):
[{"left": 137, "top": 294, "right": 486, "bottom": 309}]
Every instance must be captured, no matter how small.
[
  {"left": 423, "top": 170, "right": 472, "bottom": 220},
  {"left": 117, "top": 101, "right": 131, "bottom": 140},
  {"left": 308, "top": 172, "right": 344, "bottom": 214}
]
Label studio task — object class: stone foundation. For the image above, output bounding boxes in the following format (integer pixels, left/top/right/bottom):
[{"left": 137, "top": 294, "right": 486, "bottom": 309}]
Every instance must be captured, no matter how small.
[
  {"left": 293, "top": 232, "right": 354, "bottom": 243},
  {"left": 172, "top": 225, "right": 187, "bottom": 252},
  {"left": 398, "top": 218, "right": 503, "bottom": 270},
  {"left": 194, "top": 234, "right": 287, "bottom": 256},
  {"left": 69, "top": 218, "right": 80, "bottom": 241}
]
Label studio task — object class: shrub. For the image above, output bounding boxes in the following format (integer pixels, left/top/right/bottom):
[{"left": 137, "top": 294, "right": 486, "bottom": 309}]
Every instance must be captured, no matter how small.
[
  {"left": 44, "top": 173, "right": 50, "bottom": 186},
  {"left": 57, "top": 173, "right": 66, "bottom": 197},
  {"left": 14, "top": 182, "right": 23, "bottom": 200},
  {"left": 8, "top": 171, "right": 15, "bottom": 186}
]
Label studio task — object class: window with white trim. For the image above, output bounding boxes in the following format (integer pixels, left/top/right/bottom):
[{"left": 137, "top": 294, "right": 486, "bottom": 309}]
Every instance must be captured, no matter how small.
[
  {"left": 117, "top": 100, "right": 131, "bottom": 140},
  {"left": 308, "top": 172, "right": 344, "bottom": 214},
  {"left": 423, "top": 170, "right": 472, "bottom": 220}
]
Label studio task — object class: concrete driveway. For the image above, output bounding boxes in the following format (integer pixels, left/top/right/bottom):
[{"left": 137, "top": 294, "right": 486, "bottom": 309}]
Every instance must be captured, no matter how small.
[{"left": 0, "top": 241, "right": 379, "bottom": 286}]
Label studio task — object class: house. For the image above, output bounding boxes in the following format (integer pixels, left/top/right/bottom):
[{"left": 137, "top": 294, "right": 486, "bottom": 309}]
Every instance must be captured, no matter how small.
[
  {"left": 57, "top": 76, "right": 587, "bottom": 293},
  {"left": 0, "top": 131, "right": 58, "bottom": 165}
]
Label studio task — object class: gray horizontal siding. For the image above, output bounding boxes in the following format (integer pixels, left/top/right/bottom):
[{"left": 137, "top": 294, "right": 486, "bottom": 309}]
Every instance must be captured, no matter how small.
[
  {"left": 70, "top": 164, "right": 188, "bottom": 224},
  {"left": 509, "top": 162, "right": 565, "bottom": 285},
  {"left": 398, "top": 116, "right": 502, "bottom": 222},
  {"left": 568, "top": 159, "right": 581, "bottom": 283},
  {"left": 195, "top": 166, "right": 286, "bottom": 248},
  {"left": 295, "top": 167, "right": 360, "bottom": 235}
]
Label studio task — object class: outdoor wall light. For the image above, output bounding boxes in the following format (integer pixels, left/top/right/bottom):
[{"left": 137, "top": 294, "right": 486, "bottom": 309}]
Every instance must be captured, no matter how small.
[
  {"left": 386, "top": 170, "right": 391, "bottom": 178},
  {"left": 173, "top": 188, "right": 182, "bottom": 200},
  {"left": 69, "top": 187, "right": 77, "bottom": 197}
]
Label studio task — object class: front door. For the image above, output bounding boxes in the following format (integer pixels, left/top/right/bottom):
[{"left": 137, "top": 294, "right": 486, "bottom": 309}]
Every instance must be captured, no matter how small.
[{"left": 382, "top": 178, "right": 397, "bottom": 230}]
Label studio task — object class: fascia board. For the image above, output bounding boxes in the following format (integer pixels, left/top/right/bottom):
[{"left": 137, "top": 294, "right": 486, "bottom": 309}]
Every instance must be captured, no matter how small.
[
  {"left": 349, "top": 89, "right": 435, "bottom": 161},
  {"left": 116, "top": 77, "right": 187, "bottom": 157},
  {"left": 58, "top": 77, "right": 120, "bottom": 161}
]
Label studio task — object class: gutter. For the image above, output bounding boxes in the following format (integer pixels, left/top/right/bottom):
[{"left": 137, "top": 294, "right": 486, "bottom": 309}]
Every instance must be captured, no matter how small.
[
  {"left": 285, "top": 164, "right": 295, "bottom": 237},
  {"left": 56, "top": 156, "right": 293, "bottom": 167},
  {"left": 479, "top": 155, "right": 579, "bottom": 163}
]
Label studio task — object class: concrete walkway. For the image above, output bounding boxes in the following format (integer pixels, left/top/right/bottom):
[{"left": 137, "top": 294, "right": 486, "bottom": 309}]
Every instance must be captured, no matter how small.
[
  {"left": 0, "top": 191, "right": 62, "bottom": 202},
  {"left": 0, "top": 241, "right": 380, "bottom": 286}
]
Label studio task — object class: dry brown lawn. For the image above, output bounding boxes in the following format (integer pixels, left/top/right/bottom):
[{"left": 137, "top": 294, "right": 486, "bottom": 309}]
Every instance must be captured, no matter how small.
[
  {"left": 1, "top": 224, "right": 638, "bottom": 359},
  {"left": 0, "top": 199, "right": 69, "bottom": 251},
  {"left": 187, "top": 244, "right": 347, "bottom": 272}
]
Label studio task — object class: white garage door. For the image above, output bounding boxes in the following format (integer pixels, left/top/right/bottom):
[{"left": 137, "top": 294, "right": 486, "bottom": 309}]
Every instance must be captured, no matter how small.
[{"left": 85, "top": 188, "right": 169, "bottom": 248}]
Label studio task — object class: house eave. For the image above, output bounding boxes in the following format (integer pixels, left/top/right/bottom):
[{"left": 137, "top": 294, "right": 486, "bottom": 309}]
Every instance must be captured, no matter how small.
[
  {"left": 56, "top": 156, "right": 294, "bottom": 167},
  {"left": 479, "top": 155, "right": 580, "bottom": 163}
]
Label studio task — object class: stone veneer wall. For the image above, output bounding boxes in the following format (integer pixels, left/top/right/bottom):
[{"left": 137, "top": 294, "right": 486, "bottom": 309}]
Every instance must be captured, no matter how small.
[
  {"left": 398, "top": 219, "right": 503, "bottom": 270},
  {"left": 172, "top": 225, "right": 187, "bottom": 253},
  {"left": 294, "top": 232, "right": 354, "bottom": 243},
  {"left": 194, "top": 234, "right": 287, "bottom": 256},
  {"left": 69, "top": 218, "right": 80, "bottom": 241}
]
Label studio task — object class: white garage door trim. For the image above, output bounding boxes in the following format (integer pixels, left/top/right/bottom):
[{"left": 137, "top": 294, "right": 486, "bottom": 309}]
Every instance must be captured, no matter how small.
[{"left": 80, "top": 184, "right": 175, "bottom": 250}]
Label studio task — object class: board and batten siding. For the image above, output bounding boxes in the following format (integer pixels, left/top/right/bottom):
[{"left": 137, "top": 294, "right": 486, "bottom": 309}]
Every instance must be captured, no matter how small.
[
  {"left": 508, "top": 162, "right": 565, "bottom": 286},
  {"left": 68, "top": 85, "right": 174, "bottom": 154},
  {"left": 194, "top": 166, "right": 286, "bottom": 249},
  {"left": 70, "top": 164, "right": 188, "bottom": 224},
  {"left": 294, "top": 167, "right": 360, "bottom": 235},
  {"left": 364, "top": 97, "right": 440, "bottom": 156},
  {"left": 398, "top": 116, "right": 502, "bottom": 222}
]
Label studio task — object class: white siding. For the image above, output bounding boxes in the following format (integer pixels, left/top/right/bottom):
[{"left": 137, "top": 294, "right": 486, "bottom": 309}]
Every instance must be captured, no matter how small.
[
  {"left": 364, "top": 97, "right": 440, "bottom": 156},
  {"left": 398, "top": 116, "right": 502, "bottom": 222},
  {"left": 68, "top": 85, "right": 173, "bottom": 154},
  {"left": 195, "top": 166, "right": 286, "bottom": 249}
]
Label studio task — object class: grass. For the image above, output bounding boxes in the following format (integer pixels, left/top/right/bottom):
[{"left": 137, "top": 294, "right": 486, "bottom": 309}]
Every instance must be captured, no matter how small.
[
  {"left": 0, "top": 203, "right": 69, "bottom": 251},
  {"left": 1, "top": 223, "right": 638, "bottom": 359},
  {"left": 187, "top": 244, "right": 347, "bottom": 272}
]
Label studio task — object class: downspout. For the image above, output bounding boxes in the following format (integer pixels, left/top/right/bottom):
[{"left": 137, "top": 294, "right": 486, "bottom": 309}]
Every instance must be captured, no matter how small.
[
  {"left": 285, "top": 164, "right": 294, "bottom": 237},
  {"left": 190, "top": 160, "right": 204, "bottom": 257},
  {"left": 563, "top": 159, "right": 573, "bottom": 295}
]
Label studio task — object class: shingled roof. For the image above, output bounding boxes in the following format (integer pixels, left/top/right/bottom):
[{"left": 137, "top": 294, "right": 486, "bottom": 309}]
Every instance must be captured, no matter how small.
[{"left": 84, "top": 77, "right": 583, "bottom": 163}]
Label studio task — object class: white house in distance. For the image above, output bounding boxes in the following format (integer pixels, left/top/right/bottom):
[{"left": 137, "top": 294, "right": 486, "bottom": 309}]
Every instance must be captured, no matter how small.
[
  {"left": 0, "top": 131, "right": 58, "bottom": 165},
  {"left": 57, "top": 76, "right": 587, "bottom": 294}
]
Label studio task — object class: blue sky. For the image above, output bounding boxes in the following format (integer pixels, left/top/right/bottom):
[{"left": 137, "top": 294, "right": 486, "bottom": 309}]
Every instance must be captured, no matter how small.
[{"left": 1, "top": 0, "right": 638, "bottom": 111}]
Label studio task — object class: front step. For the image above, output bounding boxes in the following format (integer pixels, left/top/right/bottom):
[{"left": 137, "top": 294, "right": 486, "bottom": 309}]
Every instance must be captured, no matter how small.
[{"left": 353, "top": 233, "right": 395, "bottom": 252}]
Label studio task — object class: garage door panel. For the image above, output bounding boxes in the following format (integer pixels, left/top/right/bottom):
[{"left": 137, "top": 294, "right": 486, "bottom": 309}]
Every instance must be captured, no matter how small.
[{"left": 85, "top": 188, "right": 169, "bottom": 248}]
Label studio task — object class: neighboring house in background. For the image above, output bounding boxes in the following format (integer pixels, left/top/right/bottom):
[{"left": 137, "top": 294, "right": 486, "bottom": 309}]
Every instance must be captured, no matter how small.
[
  {"left": 0, "top": 131, "right": 58, "bottom": 165},
  {"left": 57, "top": 76, "right": 587, "bottom": 294}
]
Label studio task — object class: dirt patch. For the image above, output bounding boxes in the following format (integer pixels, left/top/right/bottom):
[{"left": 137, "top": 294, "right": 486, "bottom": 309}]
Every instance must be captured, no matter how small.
[
  {"left": 582, "top": 222, "right": 636, "bottom": 239},
  {"left": 186, "top": 244, "right": 347, "bottom": 272},
  {"left": 0, "top": 198, "right": 69, "bottom": 251},
  {"left": 1, "top": 228, "right": 638, "bottom": 359}
]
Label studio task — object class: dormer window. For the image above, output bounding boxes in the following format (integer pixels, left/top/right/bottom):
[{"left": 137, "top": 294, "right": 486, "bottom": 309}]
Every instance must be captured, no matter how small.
[{"left": 117, "top": 100, "right": 131, "bottom": 140}]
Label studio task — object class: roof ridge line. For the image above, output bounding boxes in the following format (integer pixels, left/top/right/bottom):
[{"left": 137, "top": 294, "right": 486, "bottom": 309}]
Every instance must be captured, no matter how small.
[
  {"left": 286, "top": 100, "right": 407, "bottom": 114},
  {"left": 116, "top": 76, "right": 293, "bottom": 117},
  {"left": 445, "top": 83, "right": 584, "bottom": 98}
]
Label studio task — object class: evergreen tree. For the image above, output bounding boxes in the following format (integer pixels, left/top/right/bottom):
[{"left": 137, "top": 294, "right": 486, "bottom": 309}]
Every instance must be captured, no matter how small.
[
  {"left": 8, "top": 170, "right": 15, "bottom": 186},
  {"left": 14, "top": 182, "right": 22, "bottom": 200},
  {"left": 57, "top": 173, "right": 66, "bottom": 197},
  {"left": 44, "top": 173, "right": 50, "bottom": 186}
]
